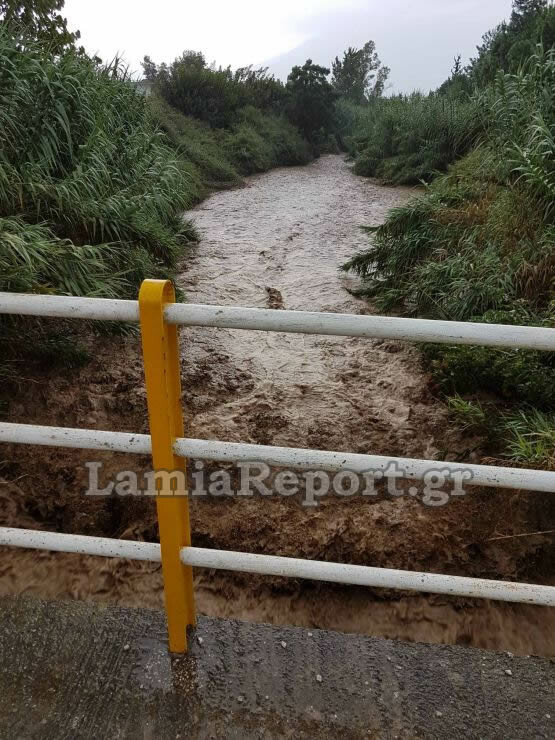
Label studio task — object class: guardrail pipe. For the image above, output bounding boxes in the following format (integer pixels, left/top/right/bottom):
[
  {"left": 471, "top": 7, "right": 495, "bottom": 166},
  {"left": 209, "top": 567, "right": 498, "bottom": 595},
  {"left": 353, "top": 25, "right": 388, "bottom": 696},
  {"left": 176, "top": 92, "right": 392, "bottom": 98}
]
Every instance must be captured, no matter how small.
[
  {"left": 1, "top": 292, "right": 554, "bottom": 351},
  {"left": 0, "top": 423, "right": 553, "bottom": 492},
  {"left": 181, "top": 547, "right": 555, "bottom": 607}
]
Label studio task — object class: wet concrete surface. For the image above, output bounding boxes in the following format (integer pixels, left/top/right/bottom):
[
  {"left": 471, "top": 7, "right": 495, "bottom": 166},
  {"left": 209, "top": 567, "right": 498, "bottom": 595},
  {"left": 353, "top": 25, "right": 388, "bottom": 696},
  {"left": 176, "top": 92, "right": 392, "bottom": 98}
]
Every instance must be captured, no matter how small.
[{"left": 0, "top": 595, "right": 553, "bottom": 738}]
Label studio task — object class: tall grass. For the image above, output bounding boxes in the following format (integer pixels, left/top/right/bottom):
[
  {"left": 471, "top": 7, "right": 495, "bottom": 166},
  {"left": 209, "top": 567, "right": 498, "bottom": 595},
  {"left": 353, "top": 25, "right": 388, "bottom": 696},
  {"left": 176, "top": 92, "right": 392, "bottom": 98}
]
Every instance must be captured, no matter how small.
[
  {"left": 151, "top": 90, "right": 312, "bottom": 185},
  {"left": 341, "top": 93, "right": 480, "bottom": 185},
  {"left": 0, "top": 29, "right": 202, "bottom": 383},
  {"left": 344, "top": 48, "right": 555, "bottom": 463},
  {"left": 0, "top": 30, "right": 196, "bottom": 299}
]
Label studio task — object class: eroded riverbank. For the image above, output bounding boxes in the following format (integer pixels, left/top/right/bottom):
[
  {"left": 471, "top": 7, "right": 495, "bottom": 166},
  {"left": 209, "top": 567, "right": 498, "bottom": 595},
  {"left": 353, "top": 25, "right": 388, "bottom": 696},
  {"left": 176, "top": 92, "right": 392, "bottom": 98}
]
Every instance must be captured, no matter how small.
[{"left": 1, "top": 155, "right": 553, "bottom": 655}]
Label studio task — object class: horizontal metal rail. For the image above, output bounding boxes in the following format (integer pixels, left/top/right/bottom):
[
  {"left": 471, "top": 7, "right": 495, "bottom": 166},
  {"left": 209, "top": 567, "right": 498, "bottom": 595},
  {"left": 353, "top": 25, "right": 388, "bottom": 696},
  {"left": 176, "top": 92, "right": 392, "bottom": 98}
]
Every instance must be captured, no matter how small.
[
  {"left": 0, "top": 292, "right": 139, "bottom": 322},
  {"left": 0, "top": 423, "right": 152, "bottom": 454},
  {"left": 166, "top": 304, "right": 555, "bottom": 351},
  {"left": 0, "top": 526, "right": 161, "bottom": 561},
  {"left": 0, "top": 527, "right": 553, "bottom": 606},
  {"left": 1, "top": 422, "right": 554, "bottom": 492},
  {"left": 175, "top": 438, "right": 555, "bottom": 493},
  {"left": 180, "top": 547, "right": 555, "bottom": 607},
  {"left": 1, "top": 292, "right": 554, "bottom": 350}
]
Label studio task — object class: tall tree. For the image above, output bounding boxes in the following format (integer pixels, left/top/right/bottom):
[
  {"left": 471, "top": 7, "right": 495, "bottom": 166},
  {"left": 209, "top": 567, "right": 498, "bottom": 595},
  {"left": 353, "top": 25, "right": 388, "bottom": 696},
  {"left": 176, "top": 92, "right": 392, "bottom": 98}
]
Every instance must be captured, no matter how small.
[
  {"left": 331, "top": 41, "right": 389, "bottom": 103},
  {"left": 141, "top": 55, "right": 158, "bottom": 81},
  {"left": 512, "top": 0, "right": 548, "bottom": 19},
  {"left": 286, "top": 59, "right": 337, "bottom": 147},
  {"left": 0, "top": 0, "right": 81, "bottom": 53}
]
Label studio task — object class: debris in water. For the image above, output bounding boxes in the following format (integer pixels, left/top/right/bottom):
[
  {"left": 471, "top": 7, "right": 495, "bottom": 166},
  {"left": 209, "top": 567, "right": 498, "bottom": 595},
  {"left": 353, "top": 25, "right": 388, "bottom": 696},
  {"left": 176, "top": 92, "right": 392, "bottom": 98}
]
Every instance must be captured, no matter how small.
[{"left": 265, "top": 286, "right": 284, "bottom": 309}]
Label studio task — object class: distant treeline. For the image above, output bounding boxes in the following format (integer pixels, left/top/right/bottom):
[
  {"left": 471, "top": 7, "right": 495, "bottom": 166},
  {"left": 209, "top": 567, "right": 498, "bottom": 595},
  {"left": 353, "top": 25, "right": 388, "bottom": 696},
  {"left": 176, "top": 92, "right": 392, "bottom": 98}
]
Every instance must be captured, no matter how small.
[{"left": 142, "top": 51, "right": 341, "bottom": 159}]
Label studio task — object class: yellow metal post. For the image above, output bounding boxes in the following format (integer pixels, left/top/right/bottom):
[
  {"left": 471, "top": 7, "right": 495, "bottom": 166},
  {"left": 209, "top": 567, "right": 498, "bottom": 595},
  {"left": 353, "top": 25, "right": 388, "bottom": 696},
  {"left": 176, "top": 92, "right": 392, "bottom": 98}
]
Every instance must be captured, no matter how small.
[{"left": 139, "top": 279, "right": 195, "bottom": 653}]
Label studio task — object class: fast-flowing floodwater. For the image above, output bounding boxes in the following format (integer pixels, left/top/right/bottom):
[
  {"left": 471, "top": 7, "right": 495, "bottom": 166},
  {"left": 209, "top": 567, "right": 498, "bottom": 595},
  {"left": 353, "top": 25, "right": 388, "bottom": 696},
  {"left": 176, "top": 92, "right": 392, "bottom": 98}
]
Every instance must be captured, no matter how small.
[{"left": 1, "top": 155, "right": 552, "bottom": 656}]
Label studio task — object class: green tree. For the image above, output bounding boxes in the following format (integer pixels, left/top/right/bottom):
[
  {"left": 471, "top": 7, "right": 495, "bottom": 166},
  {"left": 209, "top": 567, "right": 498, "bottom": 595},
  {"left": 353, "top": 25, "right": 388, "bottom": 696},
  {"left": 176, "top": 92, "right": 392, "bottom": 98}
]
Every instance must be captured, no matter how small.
[
  {"left": 156, "top": 50, "right": 245, "bottom": 128},
  {"left": 331, "top": 41, "right": 390, "bottom": 103},
  {"left": 512, "top": 0, "right": 548, "bottom": 22},
  {"left": 286, "top": 59, "right": 337, "bottom": 149},
  {"left": 0, "top": 0, "right": 80, "bottom": 53},
  {"left": 141, "top": 55, "right": 158, "bottom": 81},
  {"left": 469, "top": 0, "right": 554, "bottom": 85}
]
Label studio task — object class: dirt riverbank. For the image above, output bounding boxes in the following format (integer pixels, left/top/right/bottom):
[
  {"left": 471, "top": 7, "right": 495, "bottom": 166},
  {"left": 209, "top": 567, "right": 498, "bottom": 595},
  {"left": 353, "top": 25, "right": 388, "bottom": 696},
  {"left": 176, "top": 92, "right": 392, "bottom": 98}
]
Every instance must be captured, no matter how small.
[{"left": 1, "top": 155, "right": 553, "bottom": 656}]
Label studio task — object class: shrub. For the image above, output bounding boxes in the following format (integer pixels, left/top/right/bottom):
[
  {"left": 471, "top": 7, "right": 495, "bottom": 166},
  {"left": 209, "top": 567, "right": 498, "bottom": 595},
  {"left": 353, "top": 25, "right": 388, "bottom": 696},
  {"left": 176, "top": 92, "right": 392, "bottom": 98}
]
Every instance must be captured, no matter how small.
[
  {"left": 153, "top": 52, "right": 288, "bottom": 130},
  {"left": 225, "top": 122, "right": 272, "bottom": 174},
  {"left": 225, "top": 106, "right": 312, "bottom": 174},
  {"left": 347, "top": 93, "right": 480, "bottom": 185}
]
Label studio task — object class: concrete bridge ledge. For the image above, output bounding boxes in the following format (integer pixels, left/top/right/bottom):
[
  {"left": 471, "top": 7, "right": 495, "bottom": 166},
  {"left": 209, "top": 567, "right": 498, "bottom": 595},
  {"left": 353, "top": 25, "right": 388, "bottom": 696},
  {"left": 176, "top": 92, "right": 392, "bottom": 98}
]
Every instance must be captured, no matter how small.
[{"left": 0, "top": 595, "right": 553, "bottom": 738}]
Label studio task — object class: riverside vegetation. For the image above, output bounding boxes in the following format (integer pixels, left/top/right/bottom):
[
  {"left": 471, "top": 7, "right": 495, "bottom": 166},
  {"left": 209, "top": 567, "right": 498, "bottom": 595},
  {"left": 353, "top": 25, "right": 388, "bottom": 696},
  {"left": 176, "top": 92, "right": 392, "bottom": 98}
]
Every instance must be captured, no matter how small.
[
  {"left": 343, "top": 0, "right": 555, "bottom": 465},
  {"left": 0, "top": 6, "right": 336, "bottom": 384}
]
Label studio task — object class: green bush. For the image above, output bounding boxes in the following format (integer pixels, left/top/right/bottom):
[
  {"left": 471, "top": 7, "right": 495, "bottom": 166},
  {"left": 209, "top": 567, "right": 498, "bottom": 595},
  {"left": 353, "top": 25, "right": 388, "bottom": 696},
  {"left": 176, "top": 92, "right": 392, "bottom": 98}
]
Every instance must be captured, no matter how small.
[
  {"left": 148, "top": 95, "right": 240, "bottom": 191},
  {"left": 225, "top": 122, "right": 272, "bottom": 174},
  {"left": 225, "top": 106, "right": 312, "bottom": 174},
  {"left": 345, "top": 93, "right": 480, "bottom": 185},
  {"left": 154, "top": 52, "right": 288, "bottom": 129}
]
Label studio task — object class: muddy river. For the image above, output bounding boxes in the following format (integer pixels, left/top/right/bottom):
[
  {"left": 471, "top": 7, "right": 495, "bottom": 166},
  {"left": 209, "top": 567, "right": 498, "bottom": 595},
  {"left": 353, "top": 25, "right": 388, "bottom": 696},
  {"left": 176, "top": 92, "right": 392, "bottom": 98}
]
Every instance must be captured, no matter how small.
[{"left": 1, "top": 155, "right": 553, "bottom": 655}]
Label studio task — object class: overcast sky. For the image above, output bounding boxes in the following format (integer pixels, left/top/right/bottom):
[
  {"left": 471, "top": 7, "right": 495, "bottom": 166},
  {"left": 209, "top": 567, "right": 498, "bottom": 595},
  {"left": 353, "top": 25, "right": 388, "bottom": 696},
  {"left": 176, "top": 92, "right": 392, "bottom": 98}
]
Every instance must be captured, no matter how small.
[{"left": 64, "top": 0, "right": 514, "bottom": 93}]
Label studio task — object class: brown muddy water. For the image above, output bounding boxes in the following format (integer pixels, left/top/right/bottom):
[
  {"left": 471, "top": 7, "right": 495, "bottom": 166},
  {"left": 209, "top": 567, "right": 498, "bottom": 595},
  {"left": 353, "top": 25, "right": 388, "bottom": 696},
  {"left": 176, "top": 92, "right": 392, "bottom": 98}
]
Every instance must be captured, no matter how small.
[{"left": 1, "top": 155, "right": 553, "bottom": 656}]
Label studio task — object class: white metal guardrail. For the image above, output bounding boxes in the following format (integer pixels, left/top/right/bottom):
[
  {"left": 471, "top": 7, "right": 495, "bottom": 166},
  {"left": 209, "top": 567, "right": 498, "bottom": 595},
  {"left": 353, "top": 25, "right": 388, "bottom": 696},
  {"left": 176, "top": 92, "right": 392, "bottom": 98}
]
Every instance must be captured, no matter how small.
[
  {"left": 0, "top": 527, "right": 552, "bottom": 607},
  {"left": 1, "top": 291, "right": 555, "bottom": 349},
  {"left": 0, "top": 422, "right": 554, "bottom": 492},
  {"left": 0, "top": 283, "right": 554, "bottom": 652}
]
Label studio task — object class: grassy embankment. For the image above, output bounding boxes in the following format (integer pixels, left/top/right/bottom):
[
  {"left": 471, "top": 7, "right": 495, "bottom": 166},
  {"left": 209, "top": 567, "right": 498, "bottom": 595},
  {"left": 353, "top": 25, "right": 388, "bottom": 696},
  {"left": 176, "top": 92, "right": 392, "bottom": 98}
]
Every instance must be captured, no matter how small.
[
  {"left": 0, "top": 31, "right": 312, "bottom": 386},
  {"left": 343, "top": 6, "right": 554, "bottom": 465}
]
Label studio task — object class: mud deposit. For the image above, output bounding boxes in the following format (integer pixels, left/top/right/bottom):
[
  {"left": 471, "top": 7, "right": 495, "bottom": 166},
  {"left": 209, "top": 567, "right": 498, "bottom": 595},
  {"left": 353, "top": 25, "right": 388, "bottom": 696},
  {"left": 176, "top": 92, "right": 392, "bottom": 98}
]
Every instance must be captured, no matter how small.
[{"left": 1, "top": 155, "right": 553, "bottom": 656}]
